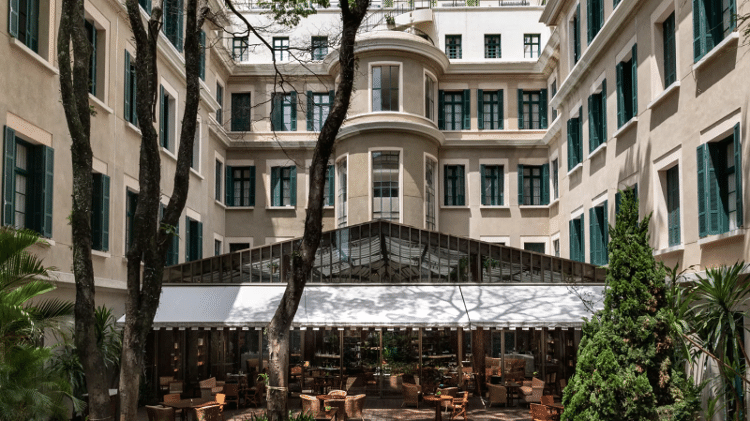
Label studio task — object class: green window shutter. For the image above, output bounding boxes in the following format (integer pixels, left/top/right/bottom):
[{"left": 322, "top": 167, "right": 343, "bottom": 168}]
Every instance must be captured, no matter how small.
[
  {"left": 616, "top": 62, "right": 624, "bottom": 127},
  {"left": 26, "top": 0, "right": 37, "bottom": 51},
  {"left": 586, "top": 0, "right": 593, "bottom": 43},
  {"left": 306, "top": 91, "right": 313, "bottom": 131},
  {"left": 101, "top": 174, "right": 110, "bottom": 252},
  {"left": 567, "top": 119, "right": 574, "bottom": 171},
  {"left": 517, "top": 164, "right": 524, "bottom": 205},
  {"left": 480, "top": 164, "right": 487, "bottom": 205},
  {"left": 176, "top": 0, "right": 184, "bottom": 51},
  {"left": 631, "top": 44, "right": 638, "bottom": 116},
  {"left": 225, "top": 165, "right": 234, "bottom": 206},
  {"left": 615, "top": 190, "right": 622, "bottom": 218},
  {"left": 444, "top": 166, "right": 450, "bottom": 205},
  {"left": 499, "top": 166, "right": 504, "bottom": 205},
  {"left": 477, "top": 89, "right": 484, "bottom": 130},
  {"left": 248, "top": 166, "right": 256, "bottom": 207},
  {"left": 541, "top": 163, "right": 549, "bottom": 205},
  {"left": 290, "top": 92, "right": 297, "bottom": 131},
  {"left": 574, "top": 4, "right": 581, "bottom": 61},
  {"left": 580, "top": 213, "right": 585, "bottom": 263},
  {"left": 498, "top": 89, "right": 504, "bottom": 129},
  {"left": 734, "top": 124, "right": 743, "bottom": 228},
  {"left": 602, "top": 200, "right": 608, "bottom": 263},
  {"left": 577, "top": 106, "right": 583, "bottom": 164},
  {"left": 517, "top": 89, "right": 524, "bottom": 129},
  {"left": 706, "top": 144, "right": 721, "bottom": 234},
  {"left": 329, "top": 90, "right": 335, "bottom": 106},
  {"left": 92, "top": 174, "right": 110, "bottom": 252},
  {"left": 290, "top": 166, "right": 297, "bottom": 206},
  {"left": 8, "top": 0, "right": 19, "bottom": 38},
  {"left": 696, "top": 145, "right": 706, "bottom": 236},
  {"left": 184, "top": 217, "right": 191, "bottom": 262},
  {"left": 601, "top": 79, "right": 607, "bottom": 142},
  {"left": 170, "top": 221, "right": 179, "bottom": 266},
  {"left": 87, "top": 21, "right": 97, "bottom": 96},
  {"left": 327, "top": 165, "right": 335, "bottom": 206},
  {"left": 196, "top": 221, "right": 203, "bottom": 260},
  {"left": 667, "top": 167, "right": 680, "bottom": 246},
  {"left": 589, "top": 207, "right": 597, "bottom": 264},
  {"left": 159, "top": 85, "right": 166, "bottom": 148},
  {"left": 3, "top": 127, "right": 16, "bottom": 226},
  {"left": 693, "top": 0, "right": 704, "bottom": 61},
  {"left": 124, "top": 51, "right": 131, "bottom": 123},
  {"left": 569, "top": 219, "right": 576, "bottom": 261},
  {"left": 598, "top": 0, "right": 604, "bottom": 34},
  {"left": 540, "top": 89, "right": 548, "bottom": 129},
  {"left": 35, "top": 146, "right": 54, "bottom": 238},
  {"left": 199, "top": 30, "right": 206, "bottom": 80},
  {"left": 588, "top": 95, "right": 596, "bottom": 153},
  {"left": 457, "top": 165, "right": 465, "bottom": 206},
  {"left": 271, "top": 94, "right": 281, "bottom": 131},
  {"left": 438, "top": 90, "right": 445, "bottom": 130},
  {"left": 271, "top": 167, "right": 280, "bottom": 206},
  {"left": 462, "top": 89, "right": 470, "bottom": 130}
]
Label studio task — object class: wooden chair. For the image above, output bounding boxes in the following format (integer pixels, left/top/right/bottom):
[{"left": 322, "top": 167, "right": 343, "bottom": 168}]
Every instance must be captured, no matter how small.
[
  {"left": 162, "top": 394, "right": 183, "bottom": 420},
  {"left": 194, "top": 405, "right": 223, "bottom": 421},
  {"left": 146, "top": 405, "right": 176, "bottom": 421},
  {"left": 345, "top": 394, "right": 366, "bottom": 421},
  {"left": 223, "top": 383, "right": 241, "bottom": 409},
  {"left": 486, "top": 383, "right": 507, "bottom": 407},
  {"left": 438, "top": 387, "right": 458, "bottom": 411},
  {"left": 401, "top": 382, "right": 422, "bottom": 408},
  {"left": 245, "top": 380, "right": 265, "bottom": 408},
  {"left": 520, "top": 377, "right": 545, "bottom": 405},
  {"left": 530, "top": 403, "right": 559, "bottom": 421},
  {"left": 448, "top": 392, "right": 468, "bottom": 421},
  {"left": 329, "top": 389, "right": 347, "bottom": 398},
  {"left": 300, "top": 394, "right": 321, "bottom": 416},
  {"left": 168, "top": 381, "right": 184, "bottom": 396},
  {"left": 199, "top": 377, "right": 224, "bottom": 399},
  {"left": 327, "top": 398, "right": 347, "bottom": 421}
]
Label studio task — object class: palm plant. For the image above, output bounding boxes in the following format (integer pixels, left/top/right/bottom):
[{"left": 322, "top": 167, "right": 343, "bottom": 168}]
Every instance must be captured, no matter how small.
[{"left": 687, "top": 262, "right": 750, "bottom": 420}]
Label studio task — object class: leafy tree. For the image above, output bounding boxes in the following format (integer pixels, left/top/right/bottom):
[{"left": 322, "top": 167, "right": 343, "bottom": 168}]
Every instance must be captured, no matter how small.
[{"left": 561, "top": 189, "right": 699, "bottom": 420}]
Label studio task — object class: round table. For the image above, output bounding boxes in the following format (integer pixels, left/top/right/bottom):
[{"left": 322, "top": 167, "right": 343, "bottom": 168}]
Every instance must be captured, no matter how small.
[{"left": 423, "top": 395, "right": 452, "bottom": 421}]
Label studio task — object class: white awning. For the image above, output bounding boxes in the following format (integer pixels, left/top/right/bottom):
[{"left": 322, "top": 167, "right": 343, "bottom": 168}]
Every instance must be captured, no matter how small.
[{"left": 126, "top": 284, "right": 603, "bottom": 329}]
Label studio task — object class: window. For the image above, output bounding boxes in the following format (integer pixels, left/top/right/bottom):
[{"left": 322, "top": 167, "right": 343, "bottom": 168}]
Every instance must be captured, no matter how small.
[
  {"left": 214, "top": 239, "right": 222, "bottom": 256},
  {"left": 307, "top": 91, "right": 333, "bottom": 131},
  {"left": 226, "top": 166, "right": 255, "bottom": 207},
  {"left": 125, "top": 190, "right": 138, "bottom": 252},
  {"left": 425, "top": 75, "right": 435, "bottom": 121},
  {"left": 485, "top": 35, "right": 501, "bottom": 58},
  {"left": 697, "top": 124, "right": 743, "bottom": 237},
  {"left": 478, "top": 90, "right": 503, "bottom": 130},
  {"left": 481, "top": 165, "right": 504, "bottom": 206},
  {"left": 163, "top": 0, "right": 183, "bottom": 51},
  {"left": 229, "top": 243, "right": 249, "bottom": 253},
  {"left": 159, "top": 86, "right": 175, "bottom": 151},
  {"left": 185, "top": 216, "right": 202, "bottom": 262},
  {"left": 588, "top": 80, "right": 607, "bottom": 152},
  {"left": 693, "top": 0, "right": 736, "bottom": 61},
  {"left": 312, "top": 36, "right": 328, "bottom": 60},
  {"left": 616, "top": 44, "right": 638, "bottom": 127},
  {"left": 589, "top": 201, "right": 608, "bottom": 266},
  {"left": 524, "top": 34, "right": 541, "bottom": 58},
  {"left": 524, "top": 243, "right": 545, "bottom": 253},
  {"left": 666, "top": 165, "right": 681, "bottom": 246},
  {"left": 587, "top": 0, "right": 603, "bottom": 43},
  {"left": 191, "top": 122, "right": 200, "bottom": 170},
  {"left": 160, "top": 203, "right": 179, "bottom": 266},
  {"left": 215, "top": 160, "right": 223, "bottom": 201},
  {"left": 123, "top": 50, "right": 137, "bottom": 125},
  {"left": 663, "top": 13, "right": 677, "bottom": 86},
  {"left": 2, "top": 128, "right": 54, "bottom": 237},
  {"left": 271, "top": 92, "right": 297, "bottom": 131},
  {"left": 444, "top": 165, "right": 465, "bottom": 207},
  {"left": 445, "top": 35, "right": 462, "bottom": 59},
  {"left": 8, "top": 0, "right": 39, "bottom": 52},
  {"left": 91, "top": 173, "right": 110, "bottom": 252},
  {"left": 271, "top": 166, "right": 297, "bottom": 207},
  {"left": 571, "top": 6, "right": 581, "bottom": 64},
  {"left": 425, "top": 158, "right": 436, "bottom": 230},
  {"left": 273, "top": 37, "right": 289, "bottom": 61},
  {"left": 324, "top": 165, "right": 335, "bottom": 207},
  {"left": 85, "top": 20, "right": 99, "bottom": 96},
  {"left": 337, "top": 158, "right": 347, "bottom": 228},
  {"left": 231, "top": 92, "right": 251, "bottom": 132},
  {"left": 372, "top": 65, "right": 399, "bottom": 111},
  {"left": 439, "top": 90, "right": 470, "bottom": 130},
  {"left": 372, "top": 151, "right": 399, "bottom": 221},
  {"left": 138, "top": 0, "right": 151, "bottom": 13},
  {"left": 553, "top": 238, "right": 560, "bottom": 257},
  {"left": 517, "top": 164, "right": 549, "bottom": 206},
  {"left": 216, "top": 83, "right": 224, "bottom": 124},
  {"left": 550, "top": 80, "right": 558, "bottom": 120},
  {"left": 552, "top": 158, "right": 559, "bottom": 199},
  {"left": 615, "top": 184, "right": 638, "bottom": 217},
  {"left": 233, "top": 37, "right": 248, "bottom": 61},
  {"left": 199, "top": 30, "right": 206, "bottom": 80},
  {"left": 569, "top": 214, "right": 585, "bottom": 262},
  {"left": 568, "top": 108, "right": 583, "bottom": 169},
  {"left": 518, "top": 89, "right": 548, "bottom": 129}
]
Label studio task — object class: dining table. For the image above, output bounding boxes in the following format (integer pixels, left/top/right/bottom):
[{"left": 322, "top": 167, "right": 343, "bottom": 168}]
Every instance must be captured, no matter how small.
[
  {"left": 503, "top": 382, "right": 521, "bottom": 407},
  {"left": 423, "top": 394, "right": 453, "bottom": 421},
  {"left": 160, "top": 397, "right": 218, "bottom": 421}
]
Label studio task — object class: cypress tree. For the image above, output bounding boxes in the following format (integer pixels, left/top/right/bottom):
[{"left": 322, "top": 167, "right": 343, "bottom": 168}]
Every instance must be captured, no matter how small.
[{"left": 561, "top": 189, "right": 699, "bottom": 420}]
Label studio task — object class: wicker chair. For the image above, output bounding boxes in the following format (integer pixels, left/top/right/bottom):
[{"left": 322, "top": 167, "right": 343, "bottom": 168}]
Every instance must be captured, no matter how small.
[
  {"left": 401, "top": 382, "right": 422, "bottom": 408},
  {"left": 486, "top": 383, "right": 507, "bottom": 407},
  {"left": 530, "top": 403, "right": 559, "bottom": 421},
  {"left": 438, "top": 387, "right": 458, "bottom": 411},
  {"left": 329, "top": 389, "right": 347, "bottom": 398},
  {"left": 541, "top": 395, "right": 554, "bottom": 406},
  {"left": 300, "top": 394, "right": 321, "bottom": 416},
  {"left": 159, "top": 376, "right": 174, "bottom": 395},
  {"left": 168, "top": 381, "right": 184, "bottom": 396},
  {"left": 520, "top": 378, "right": 545, "bottom": 405},
  {"left": 162, "top": 393, "right": 183, "bottom": 420},
  {"left": 327, "top": 398, "right": 347, "bottom": 421},
  {"left": 194, "top": 405, "right": 223, "bottom": 421},
  {"left": 448, "top": 392, "right": 468, "bottom": 421},
  {"left": 245, "top": 380, "right": 265, "bottom": 408},
  {"left": 146, "top": 405, "right": 175, "bottom": 421},
  {"left": 199, "top": 377, "right": 224, "bottom": 399},
  {"left": 223, "top": 383, "right": 241, "bottom": 409},
  {"left": 345, "top": 394, "right": 366, "bottom": 421}
]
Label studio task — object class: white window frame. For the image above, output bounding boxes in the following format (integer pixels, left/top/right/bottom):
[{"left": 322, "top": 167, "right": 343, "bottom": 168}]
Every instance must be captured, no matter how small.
[
  {"left": 304, "top": 159, "right": 335, "bottom": 209},
  {"left": 159, "top": 79, "right": 180, "bottom": 157},
  {"left": 368, "top": 61, "right": 403, "bottom": 113},
  {"left": 440, "top": 158, "right": 470, "bottom": 208},
  {"left": 213, "top": 233, "right": 224, "bottom": 256},
  {"left": 478, "top": 157, "right": 509, "bottom": 208},
  {"left": 84, "top": 6, "right": 110, "bottom": 105},
  {"left": 214, "top": 151, "right": 225, "bottom": 206},
  {"left": 652, "top": 146, "right": 682, "bottom": 251},
  {"left": 265, "top": 159, "right": 297, "bottom": 209},
  {"left": 424, "top": 152, "right": 439, "bottom": 230},
  {"left": 424, "top": 70, "right": 438, "bottom": 123},
  {"left": 226, "top": 158, "right": 256, "bottom": 210},
  {"left": 368, "top": 147, "right": 403, "bottom": 223},
  {"left": 336, "top": 154, "right": 349, "bottom": 228},
  {"left": 191, "top": 117, "right": 202, "bottom": 176},
  {"left": 521, "top": 236, "right": 549, "bottom": 254},
  {"left": 227, "top": 237, "right": 254, "bottom": 251}
]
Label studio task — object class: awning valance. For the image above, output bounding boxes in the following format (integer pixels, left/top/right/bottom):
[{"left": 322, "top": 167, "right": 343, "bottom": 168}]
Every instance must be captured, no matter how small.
[{"left": 126, "top": 284, "right": 603, "bottom": 329}]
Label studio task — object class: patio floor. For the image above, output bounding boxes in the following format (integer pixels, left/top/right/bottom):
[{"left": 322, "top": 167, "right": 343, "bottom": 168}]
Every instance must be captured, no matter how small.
[{"left": 137, "top": 395, "right": 534, "bottom": 421}]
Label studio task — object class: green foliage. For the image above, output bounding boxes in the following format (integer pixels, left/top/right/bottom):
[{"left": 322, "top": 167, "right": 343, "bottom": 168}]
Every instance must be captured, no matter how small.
[
  {"left": 258, "top": 0, "right": 327, "bottom": 27},
  {"left": 561, "top": 190, "right": 699, "bottom": 421}
]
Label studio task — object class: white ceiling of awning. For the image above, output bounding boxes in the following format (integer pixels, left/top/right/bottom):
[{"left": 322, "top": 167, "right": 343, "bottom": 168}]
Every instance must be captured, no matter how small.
[{"left": 126, "top": 284, "right": 603, "bottom": 329}]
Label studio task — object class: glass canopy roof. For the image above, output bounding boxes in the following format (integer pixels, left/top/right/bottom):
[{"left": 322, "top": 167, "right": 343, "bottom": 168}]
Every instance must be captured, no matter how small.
[{"left": 163, "top": 220, "right": 606, "bottom": 284}]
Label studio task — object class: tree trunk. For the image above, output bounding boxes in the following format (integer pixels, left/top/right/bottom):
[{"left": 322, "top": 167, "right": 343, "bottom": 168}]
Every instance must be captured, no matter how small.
[
  {"left": 57, "top": 0, "right": 112, "bottom": 418},
  {"left": 263, "top": 2, "right": 370, "bottom": 420}
]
